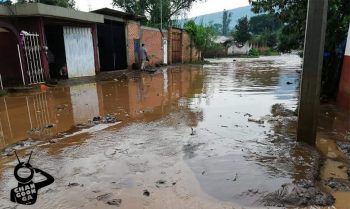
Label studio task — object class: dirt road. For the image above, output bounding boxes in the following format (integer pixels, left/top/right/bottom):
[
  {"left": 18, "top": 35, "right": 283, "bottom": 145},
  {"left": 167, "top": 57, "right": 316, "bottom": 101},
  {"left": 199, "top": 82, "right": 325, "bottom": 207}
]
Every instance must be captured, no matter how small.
[{"left": 0, "top": 55, "right": 349, "bottom": 208}]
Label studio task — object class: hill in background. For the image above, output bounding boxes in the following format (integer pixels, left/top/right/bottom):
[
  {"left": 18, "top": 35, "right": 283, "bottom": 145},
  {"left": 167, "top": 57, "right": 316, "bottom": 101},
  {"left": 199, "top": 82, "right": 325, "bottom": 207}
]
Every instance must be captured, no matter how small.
[{"left": 180, "top": 6, "right": 256, "bottom": 29}]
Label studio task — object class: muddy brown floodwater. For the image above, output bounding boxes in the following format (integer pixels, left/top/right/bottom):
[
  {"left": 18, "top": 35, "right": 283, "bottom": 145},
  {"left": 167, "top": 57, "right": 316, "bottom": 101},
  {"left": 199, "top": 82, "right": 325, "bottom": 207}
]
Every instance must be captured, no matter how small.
[{"left": 0, "top": 55, "right": 349, "bottom": 209}]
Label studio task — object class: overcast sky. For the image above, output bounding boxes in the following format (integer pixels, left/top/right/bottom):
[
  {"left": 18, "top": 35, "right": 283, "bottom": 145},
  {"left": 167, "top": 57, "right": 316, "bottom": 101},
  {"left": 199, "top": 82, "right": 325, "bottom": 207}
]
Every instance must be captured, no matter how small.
[{"left": 75, "top": 0, "right": 250, "bottom": 17}]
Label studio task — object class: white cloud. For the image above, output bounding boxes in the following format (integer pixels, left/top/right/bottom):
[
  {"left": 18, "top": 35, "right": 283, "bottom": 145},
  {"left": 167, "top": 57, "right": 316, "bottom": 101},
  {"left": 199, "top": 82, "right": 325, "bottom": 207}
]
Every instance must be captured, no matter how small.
[{"left": 75, "top": 0, "right": 114, "bottom": 11}]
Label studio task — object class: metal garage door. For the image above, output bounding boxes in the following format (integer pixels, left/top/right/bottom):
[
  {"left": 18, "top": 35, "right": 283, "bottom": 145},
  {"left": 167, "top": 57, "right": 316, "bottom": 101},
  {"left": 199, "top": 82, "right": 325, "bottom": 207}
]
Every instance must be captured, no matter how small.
[{"left": 63, "top": 27, "right": 95, "bottom": 78}]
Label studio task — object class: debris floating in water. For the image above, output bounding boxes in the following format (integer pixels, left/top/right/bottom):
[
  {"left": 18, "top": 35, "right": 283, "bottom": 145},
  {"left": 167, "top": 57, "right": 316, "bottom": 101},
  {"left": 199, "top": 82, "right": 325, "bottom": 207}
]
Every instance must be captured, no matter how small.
[{"left": 248, "top": 118, "right": 264, "bottom": 124}]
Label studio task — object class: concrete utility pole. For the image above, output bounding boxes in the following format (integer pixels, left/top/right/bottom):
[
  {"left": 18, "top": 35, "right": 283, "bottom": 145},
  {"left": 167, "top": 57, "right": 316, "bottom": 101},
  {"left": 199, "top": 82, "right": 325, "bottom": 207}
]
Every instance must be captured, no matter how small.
[
  {"left": 160, "top": 0, "right": 163, "bottom": 31},
  {"left": 297, "top": 0, "right": 328, "bottom": 145}
]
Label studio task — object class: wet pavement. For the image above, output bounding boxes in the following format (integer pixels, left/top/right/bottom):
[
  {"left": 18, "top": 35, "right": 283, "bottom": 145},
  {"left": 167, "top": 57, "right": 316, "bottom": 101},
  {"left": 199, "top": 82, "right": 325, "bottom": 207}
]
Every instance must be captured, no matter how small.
[{"left": 0, "top": 55, "right": 349, "bottom": 208}]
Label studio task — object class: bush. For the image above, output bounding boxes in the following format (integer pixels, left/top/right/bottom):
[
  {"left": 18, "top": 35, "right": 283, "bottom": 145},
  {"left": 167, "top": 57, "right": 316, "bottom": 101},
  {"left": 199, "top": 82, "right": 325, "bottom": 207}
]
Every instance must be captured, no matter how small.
[{"left": 249, "top": 48, "right": 259, "bottom": 57}]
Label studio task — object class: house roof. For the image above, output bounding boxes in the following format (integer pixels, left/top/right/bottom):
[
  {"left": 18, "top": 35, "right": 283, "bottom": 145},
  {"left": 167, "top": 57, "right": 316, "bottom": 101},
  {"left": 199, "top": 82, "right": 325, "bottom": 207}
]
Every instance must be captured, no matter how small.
[
  {"left": 0, "top": 3, "right": 104, "bottom": 23},
  {"left": 214, "top": 36, "right": 233, "bottom": 44},
  {"left": 91, "top": 8, "right": 146, "bottom": 21}
]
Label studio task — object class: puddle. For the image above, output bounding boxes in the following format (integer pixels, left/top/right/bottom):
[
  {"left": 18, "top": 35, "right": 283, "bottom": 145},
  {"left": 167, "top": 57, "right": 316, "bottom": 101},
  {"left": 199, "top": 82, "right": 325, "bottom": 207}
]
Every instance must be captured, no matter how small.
[{"left": 0, "top": 55, "right": 349, "bottom": 208}]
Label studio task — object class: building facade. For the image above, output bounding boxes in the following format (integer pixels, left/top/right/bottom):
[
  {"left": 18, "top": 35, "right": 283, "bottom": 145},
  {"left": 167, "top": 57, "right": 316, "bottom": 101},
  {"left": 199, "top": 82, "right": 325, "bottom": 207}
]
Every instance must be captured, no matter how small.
[{"left": 0, "top": 4, "right": 200, "bottom": 86}]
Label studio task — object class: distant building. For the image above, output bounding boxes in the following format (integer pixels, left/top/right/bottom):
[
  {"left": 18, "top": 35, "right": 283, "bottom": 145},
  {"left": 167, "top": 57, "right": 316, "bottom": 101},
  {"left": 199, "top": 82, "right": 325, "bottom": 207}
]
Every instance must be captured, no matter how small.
[{"left": 214, "top": 36, "right": 251, "bottom": 55}]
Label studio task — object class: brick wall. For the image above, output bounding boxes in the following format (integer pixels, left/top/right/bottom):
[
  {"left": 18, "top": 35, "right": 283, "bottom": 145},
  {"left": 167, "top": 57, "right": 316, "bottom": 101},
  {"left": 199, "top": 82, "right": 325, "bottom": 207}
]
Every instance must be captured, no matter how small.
[
  {"left": 141, "top": 26, "right": 163, "bottom": 65},
  {"left": 182, "top": 31, "right": 201, "bottom": 62},
  {"left": 168, "top": 27, "right": 200, "bottom": 64},
  {"left": 168, "top": 28, "right": 182, "bottom": 64},
  {"left": 126, "top": 21, "right": 140, "bottom": 67},
  {"left": 182, "top": 32, "right": 192, "bottom": 62}
]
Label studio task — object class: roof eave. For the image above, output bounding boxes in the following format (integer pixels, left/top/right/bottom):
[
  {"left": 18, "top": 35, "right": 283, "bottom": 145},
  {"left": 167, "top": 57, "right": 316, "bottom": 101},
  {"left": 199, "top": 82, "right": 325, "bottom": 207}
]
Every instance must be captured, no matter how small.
[{"left": 0, "top": 3, "right": 104, "bottom": 23}]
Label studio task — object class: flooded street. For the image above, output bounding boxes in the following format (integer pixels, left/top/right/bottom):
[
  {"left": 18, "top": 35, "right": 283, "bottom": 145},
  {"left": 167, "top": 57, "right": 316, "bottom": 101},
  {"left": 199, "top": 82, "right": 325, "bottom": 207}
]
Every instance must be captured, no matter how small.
[{"left": 0, "top": 55, "right": 349, "bottom": 208}]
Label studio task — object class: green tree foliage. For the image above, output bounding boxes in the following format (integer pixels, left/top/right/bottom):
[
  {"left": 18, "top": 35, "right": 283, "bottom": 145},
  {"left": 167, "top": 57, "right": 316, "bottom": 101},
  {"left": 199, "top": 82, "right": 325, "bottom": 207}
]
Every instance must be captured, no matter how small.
[
  {"left": 222, "top": 9, "right": 232, "bottom": 36},
  {"left": 17, "top": 0, "right": 75, "bottom": 8},
  {"left": 232, "top": 16, "right": 251, "bottom": 45},
  {"left": 184, "top": 20, "right": 219, "bottom": 58},
  {"left": 211, "top": 23, "right": 222, "bottom": 35},
  {"left": 252, "top": 31, "right": 278, "bottom": 48},
  {"left": 249, "top": 14, "right": 282, "bottom": 48},
  {"left": 251, "top": 0, "right": 306, "bottom": 52},
  {"left": 251, "top": 0, "right": 350, "bottom": 98},
  {"left": 113, "top": 0, "right": 203, "bottom": 28},
  {"left": 0, "top": 0, "right": 11, "bottom": 5},
  {"left": 249, "top": 14, "right": 282, "bottom": 35}
]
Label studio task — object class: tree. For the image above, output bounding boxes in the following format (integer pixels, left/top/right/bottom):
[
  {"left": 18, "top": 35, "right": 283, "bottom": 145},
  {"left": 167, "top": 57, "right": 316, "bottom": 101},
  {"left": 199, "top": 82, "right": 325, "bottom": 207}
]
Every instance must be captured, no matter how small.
[
  {"left": 251, "top": 0, "right": 306, "bottom": 52},
  {"left": 17, "top": 0, "right": 75, "bottom": 8},
  {"left": 184, "top": 20, "right": 218, "bottom": 59},
  {"left": 232, "top": 16, "right": 251, "bottom": 45},
  {"left": 249, "top": 14, "right": 282, "bottom": 35},
  {"left": 113, "top": 0, "right": 203, "bottom": 28},
  {"left": 0, "top": 0, "right": 11, "bottom": 5},
  {"left": 249, "top": 14, "right": 282, "bottom": 48},
  {"left": 251, "top": 0, "right": 350, "bottom": 98},
  {"left": 212, "top": 23, "right": 222, "bottom": 35},
  {"left": 222, "top": 9, "right": 232, "bottom": 36}
]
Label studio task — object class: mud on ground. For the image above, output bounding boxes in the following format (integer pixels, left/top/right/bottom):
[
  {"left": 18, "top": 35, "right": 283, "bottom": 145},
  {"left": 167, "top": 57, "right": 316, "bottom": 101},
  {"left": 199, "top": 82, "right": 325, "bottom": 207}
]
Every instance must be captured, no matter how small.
[{"left": 0, "top": 55, "right": 349, "bottom": 208}]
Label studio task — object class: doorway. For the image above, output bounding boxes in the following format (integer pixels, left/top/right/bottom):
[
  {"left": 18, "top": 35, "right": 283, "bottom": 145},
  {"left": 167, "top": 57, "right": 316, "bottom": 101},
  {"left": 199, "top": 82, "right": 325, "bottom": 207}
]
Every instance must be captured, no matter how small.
[
  {"left": 0, "top": 24, "right": 22, "bottom": 85},
  {"left": 44, "top": 25, "right": 67, "bottom": 79},
  {"left": 97, "top": 20, "right": 127, "bottom": 71}
]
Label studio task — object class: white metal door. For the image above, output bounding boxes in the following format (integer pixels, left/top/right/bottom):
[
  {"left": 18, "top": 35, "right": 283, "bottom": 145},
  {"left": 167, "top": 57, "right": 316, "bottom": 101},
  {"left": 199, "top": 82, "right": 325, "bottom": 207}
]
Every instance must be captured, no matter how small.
[
  {"left": 163, "top": 39, "right": 168, "bottom": 64},
  {"left": 21, "top": 31, "right": 45, "bottom": 84},
  {"left": 63, "top": 27, "right": 95, "bottom": 78}
]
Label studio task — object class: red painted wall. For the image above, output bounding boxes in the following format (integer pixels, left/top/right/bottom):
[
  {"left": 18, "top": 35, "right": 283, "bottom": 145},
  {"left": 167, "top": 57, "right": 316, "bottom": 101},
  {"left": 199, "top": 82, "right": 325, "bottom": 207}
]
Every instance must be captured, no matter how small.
[
  {"left": 2, "top": 17, "right": 49, "bottom": 82},
  {"left": 338, "top": 56, "right": 350, "bottom": 109},
  {"left": 0, "top": 31, "right": 22, "bottom": 84}
]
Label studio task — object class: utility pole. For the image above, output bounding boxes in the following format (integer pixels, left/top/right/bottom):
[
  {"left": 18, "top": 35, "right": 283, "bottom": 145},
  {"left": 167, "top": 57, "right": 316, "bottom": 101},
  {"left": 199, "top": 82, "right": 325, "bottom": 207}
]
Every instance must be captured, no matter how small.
[
  {"left": 297, "top": 0, "right": 328, "bottom": 145},
  {"left": 160, "top": 0, "right": 163, "bottom": 31}
]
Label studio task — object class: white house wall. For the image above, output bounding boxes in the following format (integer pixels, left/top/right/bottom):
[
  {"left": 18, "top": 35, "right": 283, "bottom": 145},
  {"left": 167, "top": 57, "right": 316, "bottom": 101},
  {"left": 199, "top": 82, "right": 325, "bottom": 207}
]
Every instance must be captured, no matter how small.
[{"left": 228, "top": 42, "right": 252, "bottom": 55}]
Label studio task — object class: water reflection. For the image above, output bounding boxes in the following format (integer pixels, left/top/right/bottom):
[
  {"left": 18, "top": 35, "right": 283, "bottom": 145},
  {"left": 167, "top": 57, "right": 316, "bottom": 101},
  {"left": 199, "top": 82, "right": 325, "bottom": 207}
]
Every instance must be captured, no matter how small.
[
  {"left": 187, "top": 55, "right": 304, "bottom": 206},
  {"left": 0, "top": 67, "right": 204, "bottom": 150}
]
